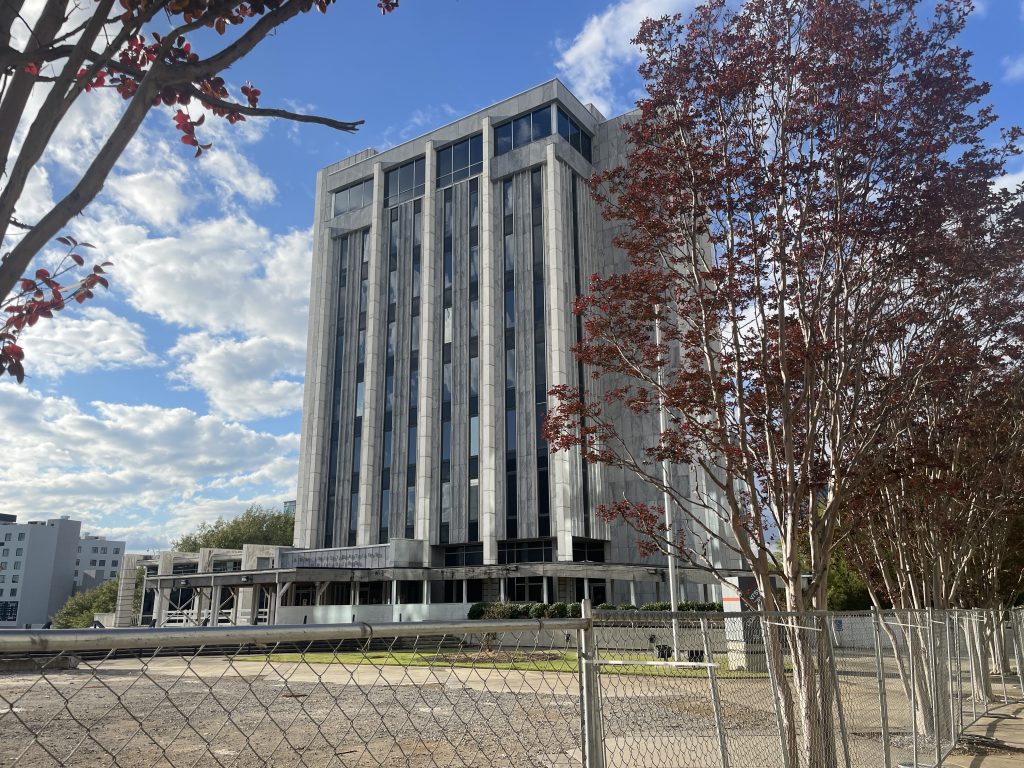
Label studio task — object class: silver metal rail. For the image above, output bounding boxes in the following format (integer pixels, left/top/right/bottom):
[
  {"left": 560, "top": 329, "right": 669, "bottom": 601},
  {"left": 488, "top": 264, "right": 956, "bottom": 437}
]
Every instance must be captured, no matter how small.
[{"left": 0, "top": 617, "right": 589, "bottom": 653}]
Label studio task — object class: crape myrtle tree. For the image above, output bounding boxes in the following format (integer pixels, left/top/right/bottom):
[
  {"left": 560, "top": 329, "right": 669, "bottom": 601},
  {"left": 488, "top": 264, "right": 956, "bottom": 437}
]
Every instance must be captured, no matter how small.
[
  {"left": 0, "top": 0, "right": 398, "bottom": 381},
  {"left": 847, "top": 350, "right": 1024, "bottom": 721},
  {"left": 544, "top": 0, "right": 1022, "bottom": 764}
]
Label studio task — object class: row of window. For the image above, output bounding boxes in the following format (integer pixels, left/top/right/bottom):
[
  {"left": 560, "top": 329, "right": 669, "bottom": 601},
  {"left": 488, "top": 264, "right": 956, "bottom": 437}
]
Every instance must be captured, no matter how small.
[
  {"left": 73, "top": 570, "right": 118, "bottom": 579},
  {"left": 0, "top": 574, "right": 18, "bottom": 583},
  {"left": 77, "top": 545, "right": 120, "bottom": 554},
  {"left": 0, "top": 561, "right": 20, "bottom": 570},
  {"left": 334, "top": 178, "right": 374, "bottom": 216},
  {"left": 74, "top": 558, "right": 118, "bottom": 568},
  {"left": 0, "top": 590, "right": 16, "bottom": 600},
  {"left": 332, "top": 104, "right": 593, "bottom": 215},
  {"left": 1, "top": 532, "right": 26, "bottom": 541}
]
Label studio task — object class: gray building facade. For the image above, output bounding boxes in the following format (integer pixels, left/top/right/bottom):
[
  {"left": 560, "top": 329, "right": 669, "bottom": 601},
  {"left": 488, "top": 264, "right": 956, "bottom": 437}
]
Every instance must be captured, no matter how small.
[{"left": 295, "top": 81, "right": 739, "bottom": 610}]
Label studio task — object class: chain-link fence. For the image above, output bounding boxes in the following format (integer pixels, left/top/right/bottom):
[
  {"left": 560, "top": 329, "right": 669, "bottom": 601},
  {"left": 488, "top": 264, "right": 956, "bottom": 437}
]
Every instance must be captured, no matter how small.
[{"left": 1, "top": 607, "right": 1021, "bottom": 767}]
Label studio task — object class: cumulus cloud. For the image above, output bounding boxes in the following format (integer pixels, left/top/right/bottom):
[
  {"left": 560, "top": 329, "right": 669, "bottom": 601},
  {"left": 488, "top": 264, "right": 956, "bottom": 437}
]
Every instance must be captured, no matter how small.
[
  {"left": 1004, "top": 54, "right": 1024, "bottom": 82},
  {"left": 169, "top": 332, "right": 304, "bottom": 421},
  {"left": 0, "top": 382, "right": 298, "bottom": 549},
  {"left": 555, "top": 0, "right": 694, "bottom": 116},
  {"left": 17, "top": 306, "right": 160, "bottom": 379}
]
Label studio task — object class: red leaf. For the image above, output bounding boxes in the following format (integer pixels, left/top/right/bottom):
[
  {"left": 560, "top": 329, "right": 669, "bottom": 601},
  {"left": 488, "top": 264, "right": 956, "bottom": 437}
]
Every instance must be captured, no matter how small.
[
  {"left": 71, "top": 253, "right": 85, "bottom": 266},
  {"left": 56, "top": 236, "right": 72, "bottom": 246},
  {"left": 19, "top": 279, "right": 35, "bottom": 292},
  {"left": 35, "top": 268, "right": 50, "bottom": 280}
]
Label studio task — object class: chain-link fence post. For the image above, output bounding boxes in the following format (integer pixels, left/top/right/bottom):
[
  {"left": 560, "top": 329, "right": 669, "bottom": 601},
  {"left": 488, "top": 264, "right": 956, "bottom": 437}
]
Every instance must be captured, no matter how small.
[
  {"left": 945, "top": 612, "right": 956, "bottom": 749},
  {"left": 700, "top": 616, "right": 729, "bottom": 768},
  {"left": 577, "top": 599, "right": 606, "bottom": 768},
  {"left": 909, "top": 610, "right": 919, "bottom": 767},
  {"left": 1011, "top": 610, "right": 1024, "bottom": 701},
  {"left": 759, "top": 614, "right": 791, "bottom": 768},
  {"left": 825, "top": 614, "right": 853, "bottom": 768},
  {"left": 927, "top": 607, "right": 941, "bottom": 766},
  {"left": 955, "top": 611, "right": 964, "bottom": 739},
  {"left": 871, "top": 609, "right": 892, "bottom": 768}
]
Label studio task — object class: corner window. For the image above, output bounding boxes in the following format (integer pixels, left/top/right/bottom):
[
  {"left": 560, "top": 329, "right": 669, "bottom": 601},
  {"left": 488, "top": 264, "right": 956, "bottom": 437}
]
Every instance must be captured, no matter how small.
[
  {"left": 494, "top": 106, "right": 552, "bottom": 157},
  {"left": 333, "top": 178, "right": 374, "bottom": 216},
  {"left": 436, "top": 134, "right": 483, "bottom": 189},
  {"left": 557, "top": 107, "right": 592, "bottom": 162}
]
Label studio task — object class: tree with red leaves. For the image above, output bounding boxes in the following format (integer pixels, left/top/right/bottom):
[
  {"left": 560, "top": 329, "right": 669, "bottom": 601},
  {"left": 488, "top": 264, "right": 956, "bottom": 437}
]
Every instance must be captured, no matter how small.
[
  {"left": 0, "top": 0, "right": 398, "bottom": 380},
  {"left": 544, "top": 1, "right": 1023, "bottom": 763}
]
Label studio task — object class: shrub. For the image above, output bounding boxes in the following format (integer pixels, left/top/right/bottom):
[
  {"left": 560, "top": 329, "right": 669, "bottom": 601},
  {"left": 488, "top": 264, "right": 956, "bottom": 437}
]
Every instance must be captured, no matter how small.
[
  {"left": 467, "top": 602, "right": 488, "bottom": 620},
  {"left": 529, "top": 602, "right": 548, "bottom": 619},
  {"left": 640, "top": 601, "right": 672, "bottom": 612},
  {"left": 596, "top": 602, "right": 618, "bottom": 610},
  {"left": 547, "top": 602, "right": 568, "bottom": 618},
  {"left": 639, "top": 601, "right": 724, "bottom": 612},
  {"left": 617, "top": 604, "right": 637, "bottom": 611},
  {"left": 568, "top": 602, "right": 582, "bottom": 618}
]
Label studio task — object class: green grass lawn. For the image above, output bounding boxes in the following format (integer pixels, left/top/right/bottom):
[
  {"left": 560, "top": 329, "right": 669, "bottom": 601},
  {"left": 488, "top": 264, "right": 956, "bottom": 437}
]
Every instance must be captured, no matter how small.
[{"left": 233, "top": 650, "right": 770, "bottom": 678}]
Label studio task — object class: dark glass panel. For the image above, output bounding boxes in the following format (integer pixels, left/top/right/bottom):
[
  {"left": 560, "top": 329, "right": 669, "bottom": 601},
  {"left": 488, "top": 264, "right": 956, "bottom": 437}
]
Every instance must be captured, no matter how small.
[
  {"left": 495, "top": 123, "right": 512, "bottom": 156},
  {"left": 333, "top": 188, "right": 348, "bottom": 216},
  {"left": 453, "top": 139, "right": 469, "bottom": 173},
  {"left": 532, "top": 106, "right": 551, "bottom": 140},
  {"left": 557, "top": 108, "right": 571, "bottom": 139},
  {"left": 470, "top": 134, "right": 482, "bottom": 165},
  {"left": 581, "top": 132, "right": 592, "bottom": 162},
  {"left": 414, "top": 158, "right": 425, "bottom": 189},
  {"left": 570, "top": 119, "right": 582, "bottom": 152},
  {"left": 437, "top": 147, "right": 452, "bottom": 180},
  {"left": 513, "top": 115, "right": 531, "bottom": 148}
]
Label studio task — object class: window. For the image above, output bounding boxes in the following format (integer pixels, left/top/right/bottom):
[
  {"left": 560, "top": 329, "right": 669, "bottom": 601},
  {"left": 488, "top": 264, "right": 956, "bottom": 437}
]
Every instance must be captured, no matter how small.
[
  {"left": 0, "top": 575, "right": 5, "bottom": 583},
  {"left": 17, "top": 533, "right": 24, "bottom": 540},
  {"left": 13, "top": 561, "right": 19, "bottom": 570},
  {"left": 405, "top": 486, "right": 416, "bottom": 539},
  {"left": 333, "top": 178, "right": 374, "bottom": 216},
  {"left": 441, "top": 421, "right": 452, "bottom": 461},
  {"left": 408, "top": 425, "right": 417, "bottom": 464},
  {"left": 494, "top": 106, "right": 552, "bottom": 156},
  {"left": 506, "top": 410, "right": 516, "bottom": 454},
  {"left": 90, "top": 560, "right": 97, "bottom": 566},
  {"left": 442, "top": 362, "right": 452, "bottom": 403},
  {"left": 3, "top": 533, "right": 9, "bottom": 541},
  {"left": 76, "top": 545, "right": 81, "bottom": 552},
  {"left": 11, "top": 575, "right": 18, "bottom": 583},
  {"left": 110, "top": 571, "right": 116, "bottom": 578},
  {"left": 111, "top": 560, "right": 118, "bottom": 568},
  {"left": 98, "top": 560, "right": 105, "bottom": 566},
  {"left": 92, "top": 547, "right": 98, "bottom": 553},
  {"left": 469, "top": 416, "right": 479, "bottom": 457},
  {"left": 409, "top": 368, "right": 418, "bottom": 403},
  {"left": 557, "top": 107, "right": 593, "bottom": 162},
  {"left": 436, "top": 134, "right": 483, "bottom": 189},
  {"left": 100, "top": 546, "right": 107, "bottom": 554},
  {"left": 384, "top": 157, "right": 425, "bottom": 207},
  {"left": 8, "top": 589, "right": 14, "bottom": 597},
  {"left": 1, "top": 549, "right": 6, "bottom": 557},
  {"left": 355, "top": 381, "right": 365, "bottom": 417},
  {"left": 113, "top": 547, "right": 120, "bottom": 554}
]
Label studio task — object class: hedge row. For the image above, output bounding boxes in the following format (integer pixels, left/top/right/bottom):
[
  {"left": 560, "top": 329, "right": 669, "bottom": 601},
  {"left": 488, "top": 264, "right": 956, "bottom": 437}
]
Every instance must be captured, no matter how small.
[{"left": 467, "top": 600, "right": 722, "bottom": 620}]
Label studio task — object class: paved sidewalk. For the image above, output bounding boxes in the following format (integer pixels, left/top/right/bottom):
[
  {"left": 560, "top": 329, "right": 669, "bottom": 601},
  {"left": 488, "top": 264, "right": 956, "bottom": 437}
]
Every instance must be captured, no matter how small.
[{"left": 943, "top": 703, "right": 1024, "bottom": 768}]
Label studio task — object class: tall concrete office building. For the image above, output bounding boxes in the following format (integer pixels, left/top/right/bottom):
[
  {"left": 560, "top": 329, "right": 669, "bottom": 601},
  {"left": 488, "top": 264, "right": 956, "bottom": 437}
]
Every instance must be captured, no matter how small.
[{"left": 295, "top": 81, "right": 740, "bottom": 608}]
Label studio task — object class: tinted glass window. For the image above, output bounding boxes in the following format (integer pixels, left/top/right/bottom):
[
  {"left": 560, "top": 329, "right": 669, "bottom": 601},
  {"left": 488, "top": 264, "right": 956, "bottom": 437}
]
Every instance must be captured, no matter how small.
[
  {"left": 333, "top": 178, "right": 374, "bottom": 216},
  {"left": 495, "top": 123, "right": 512, "bottom": 156},
  {"left": 532, "top": 107, "right": 551, "bottom": 141},
  {"left": 436, "top": 133, "right": 483, "bottom": 188}
]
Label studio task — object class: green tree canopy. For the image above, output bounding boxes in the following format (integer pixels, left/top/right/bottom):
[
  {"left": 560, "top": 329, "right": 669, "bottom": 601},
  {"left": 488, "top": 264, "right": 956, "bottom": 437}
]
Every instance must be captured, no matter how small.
[
  {"left": 170, "top": 505, "right": 294, "bottom": 552},
  {"left": 52, "top": 569, "right": 143, "bottom": 628}
]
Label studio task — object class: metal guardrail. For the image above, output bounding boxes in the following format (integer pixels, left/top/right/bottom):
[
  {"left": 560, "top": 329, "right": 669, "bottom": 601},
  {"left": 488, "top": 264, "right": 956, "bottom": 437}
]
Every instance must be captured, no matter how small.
[{"left": 0, "top": 617, "right": 588, "bottom": 653}]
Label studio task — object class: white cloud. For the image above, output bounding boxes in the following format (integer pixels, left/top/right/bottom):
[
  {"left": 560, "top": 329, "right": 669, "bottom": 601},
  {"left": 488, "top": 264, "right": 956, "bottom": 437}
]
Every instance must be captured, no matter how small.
[
  {"left": 1004, "top": 54, "right": 1024, "bottom": 82},
  {"left": 0, "top": 382, "right": 297, "bottom": 549},
  {"left": 17, "top": 306, "right": 160, "bottom": 379},
  {"left": 108, "top": 168, "right": 193, "bottom": 230},
  {"left": 199, "top": 146, "right": 277, "bottom": 205},
  {"left": 555, "top": 0, "right": 694, "bottom": 116},
  {"left": 75, "top": 213, "right": 312, "bottom": 345},
  {"left": 169, "top": 332, "right": 304, "bottom": 421}
]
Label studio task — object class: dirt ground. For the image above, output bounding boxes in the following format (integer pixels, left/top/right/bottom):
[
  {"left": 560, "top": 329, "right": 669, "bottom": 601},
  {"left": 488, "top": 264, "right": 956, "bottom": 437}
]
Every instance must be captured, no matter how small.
[{"left": 0, "top": 652, "right": 1019, "bottom": 768}]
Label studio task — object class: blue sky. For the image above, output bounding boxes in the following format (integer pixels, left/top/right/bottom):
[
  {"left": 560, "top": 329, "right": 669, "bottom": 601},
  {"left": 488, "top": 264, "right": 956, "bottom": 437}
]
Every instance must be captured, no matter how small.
[{"left": 4, "top": 0, "right": 1024, "bottom": 551}]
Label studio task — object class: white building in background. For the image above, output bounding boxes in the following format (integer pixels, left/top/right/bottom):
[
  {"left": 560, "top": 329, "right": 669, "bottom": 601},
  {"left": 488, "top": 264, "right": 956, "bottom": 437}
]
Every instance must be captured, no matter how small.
[
  {"left": 0, "top": 516, "right": 126, "bottom": 628},
  {"left": 75, "top": 533, "right": 127, "bottom": 590}
]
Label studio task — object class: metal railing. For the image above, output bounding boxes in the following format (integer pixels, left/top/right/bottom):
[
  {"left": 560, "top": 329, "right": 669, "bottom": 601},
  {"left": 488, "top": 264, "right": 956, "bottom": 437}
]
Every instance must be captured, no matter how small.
[{"left": 1, "top": 606, "right": 1020, "bottom": 767}]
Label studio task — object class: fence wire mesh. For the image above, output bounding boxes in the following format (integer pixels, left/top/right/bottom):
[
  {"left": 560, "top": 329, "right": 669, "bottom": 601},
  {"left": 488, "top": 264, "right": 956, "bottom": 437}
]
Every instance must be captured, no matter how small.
[
  {"left": 1, "top": 607, "right": 1021, "bottom": 767},
  {"left": 0, "top": 621, "right": 586, "bottom": 768}
]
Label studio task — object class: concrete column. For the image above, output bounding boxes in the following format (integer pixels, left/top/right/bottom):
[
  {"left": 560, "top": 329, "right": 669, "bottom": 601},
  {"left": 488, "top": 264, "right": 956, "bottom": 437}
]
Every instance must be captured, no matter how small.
[
  {"left": 463, "top": 579, "right": 468, "bottom": 603},
  {"left": 630, "top": 581, "right": 637, "bottom": 607},
  {"left": 543, "top": 145, "right": 575, "bottom": 562},
  {"left": 583, "top": 577, "right": 590, "bottom": 602},
  {"left": 210, "top": 584, "right": 222, "bottom": 625},
  {"left": 416, "top": 142, "right": 437, "bottom": 558},
  {"left": 422, "top": 579, "right": 430, "bottom": 604},
  {"left": 499, "top": 578, "right": 506, "bottom": 602},
  {"left": 354, "top": 583, "right": 361, "bottom": 606},
  {"left": 391, "top": 579, "right": 398, "bottom": 605},
  {"left": 542, "top": 577, "right": 549, "bottom": 604},
  {"left": 479, "top": 117, "right": 499, "bottom": 565},
  {"left": 358, "top": 161, "right": 386, "bottom": 546},
  {"left": 247, "top": 585, "right": 260, "bottom": 625}
]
